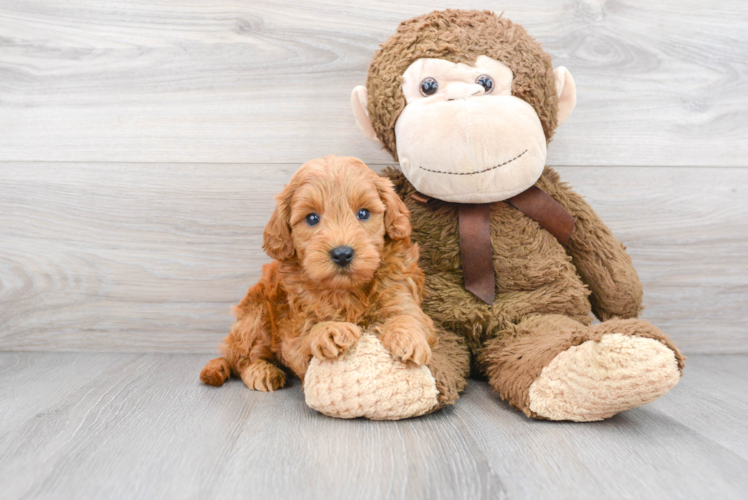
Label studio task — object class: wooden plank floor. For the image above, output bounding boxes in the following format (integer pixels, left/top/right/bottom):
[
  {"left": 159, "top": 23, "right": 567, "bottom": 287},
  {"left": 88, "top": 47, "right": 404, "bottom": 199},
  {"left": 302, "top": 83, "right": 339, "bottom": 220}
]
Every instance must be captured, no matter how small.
[{"left": 1, "top": 352, "right": 746, "bottom": 500}]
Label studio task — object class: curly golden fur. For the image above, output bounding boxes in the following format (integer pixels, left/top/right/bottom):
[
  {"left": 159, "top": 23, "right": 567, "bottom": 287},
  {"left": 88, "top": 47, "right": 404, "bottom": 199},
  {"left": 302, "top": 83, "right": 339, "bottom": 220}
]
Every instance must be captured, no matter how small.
[{"left": 200, "top": 156, "right": 439, "bottom": 391}]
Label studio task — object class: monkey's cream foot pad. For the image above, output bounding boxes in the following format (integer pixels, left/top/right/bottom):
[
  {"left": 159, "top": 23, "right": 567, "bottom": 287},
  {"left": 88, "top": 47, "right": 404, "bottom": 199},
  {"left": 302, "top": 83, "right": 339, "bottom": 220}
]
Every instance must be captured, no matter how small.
[
  {"left": 528, "top": 333, "right": 682, "bottom": 422},
  {"left": 304, "top": 334, "right": 439, "bottom": 420}
]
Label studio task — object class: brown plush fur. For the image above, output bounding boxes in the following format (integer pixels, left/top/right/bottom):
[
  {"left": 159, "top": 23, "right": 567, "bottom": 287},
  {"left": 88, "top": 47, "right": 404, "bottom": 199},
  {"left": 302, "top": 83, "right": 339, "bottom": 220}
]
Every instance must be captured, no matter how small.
[
  {"left": 386, "top": 166, "right": 685, "bottom": 416},
  {"left": 478, "top": 315, "right": 685, "bottom": 418},
  {"left": 367, "top": 9, "right": 559, "bottom": 159},
  {"left": 365, "top": 9, "right": 684, "bottom": 418},
  {"left": 428, "top": 326, "right": 470, "bottom": 409},
  {"left": 200, "top": 156, "right": 469, "bottom": 405},
  {"left": 385, "top": 168, "right": 684, "bottom": 416}
]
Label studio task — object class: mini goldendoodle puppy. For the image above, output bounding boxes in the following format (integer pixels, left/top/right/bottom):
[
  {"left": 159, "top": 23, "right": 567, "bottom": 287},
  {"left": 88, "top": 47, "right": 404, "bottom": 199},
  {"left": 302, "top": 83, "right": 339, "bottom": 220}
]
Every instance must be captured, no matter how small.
[{"left": 200, "top": 155, "right": 466, "bottom": 395}]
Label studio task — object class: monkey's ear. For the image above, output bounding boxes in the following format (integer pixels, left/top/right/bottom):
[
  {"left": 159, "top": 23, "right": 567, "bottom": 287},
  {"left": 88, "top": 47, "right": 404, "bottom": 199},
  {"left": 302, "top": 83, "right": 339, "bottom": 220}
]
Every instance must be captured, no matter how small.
[
  {"left": 262, "top": 186, "right": 295, "bottom": 260},
  {"left": 554, "top": 67, "right": 577, "bottom": 126},
  {"left": 375, "top": 177, "right": 411, "bottom": 240},
  {"left": 351, "top": 86, "right": 380, "bottom": 143}
]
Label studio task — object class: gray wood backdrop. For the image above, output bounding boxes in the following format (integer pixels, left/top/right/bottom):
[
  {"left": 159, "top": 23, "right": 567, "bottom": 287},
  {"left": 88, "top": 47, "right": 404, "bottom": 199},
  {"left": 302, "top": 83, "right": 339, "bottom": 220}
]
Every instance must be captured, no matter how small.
[{"left": 1, "top": 0, "right": 746, "bottom": 354}]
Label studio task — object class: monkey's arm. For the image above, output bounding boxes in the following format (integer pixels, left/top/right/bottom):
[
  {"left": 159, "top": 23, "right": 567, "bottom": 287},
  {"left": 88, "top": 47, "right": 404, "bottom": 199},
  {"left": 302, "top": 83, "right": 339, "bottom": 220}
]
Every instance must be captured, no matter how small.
[{"left": 538, "top": 168, "right": 643, "bottom": 320}]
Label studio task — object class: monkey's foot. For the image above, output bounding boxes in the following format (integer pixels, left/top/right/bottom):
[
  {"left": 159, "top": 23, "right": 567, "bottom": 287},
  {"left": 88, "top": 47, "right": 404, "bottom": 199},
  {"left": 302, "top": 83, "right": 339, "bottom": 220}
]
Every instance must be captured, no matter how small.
[{"left": 527, "top": 333, "right": 681, "bottom": 422}]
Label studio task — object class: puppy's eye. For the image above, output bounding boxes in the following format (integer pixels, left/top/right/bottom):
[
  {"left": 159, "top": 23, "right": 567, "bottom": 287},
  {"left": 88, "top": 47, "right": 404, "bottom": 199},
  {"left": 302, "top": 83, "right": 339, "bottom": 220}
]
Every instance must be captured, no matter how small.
[
  {"left": 476, "top": 74, "right": 494, "bottom": 93},
  {"left": 305, "top": 213, "right": 320, "bottom": 226},
  {"left": 420, "top": 77, "right": 438, "bottom": 96},
  {"left": 356, "top": 209, "right": 371, "bottom": 221}
]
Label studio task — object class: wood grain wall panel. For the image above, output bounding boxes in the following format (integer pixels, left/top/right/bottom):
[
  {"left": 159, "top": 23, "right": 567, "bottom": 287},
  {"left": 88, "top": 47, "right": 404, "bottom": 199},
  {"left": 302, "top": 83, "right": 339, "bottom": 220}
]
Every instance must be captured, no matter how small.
[
  {"left": 0, "top": 0, "right": 746, "bottom": 166},
  {"left": 1, "top": 163, "right": 745, "bottom": 353}
]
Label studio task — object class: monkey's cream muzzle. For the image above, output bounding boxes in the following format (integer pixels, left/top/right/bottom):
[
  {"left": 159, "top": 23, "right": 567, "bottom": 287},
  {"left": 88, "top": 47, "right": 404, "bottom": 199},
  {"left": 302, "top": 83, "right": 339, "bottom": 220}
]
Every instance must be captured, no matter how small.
[
  {"left": 392, "top": 57, "right": 546, "bottom": 203},
  {"left": 395, "top": 93, "right": 547, "bottom": 203},
  {"left": 351, "top": 55, "right": 576, "bottom": 204}
]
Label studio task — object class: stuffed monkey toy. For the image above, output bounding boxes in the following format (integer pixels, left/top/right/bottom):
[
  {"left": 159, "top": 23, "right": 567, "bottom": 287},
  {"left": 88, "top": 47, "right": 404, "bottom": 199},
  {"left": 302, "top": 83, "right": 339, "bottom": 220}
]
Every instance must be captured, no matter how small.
[{"left": 350, "top": 9, "right": 685, "bottom": 421}]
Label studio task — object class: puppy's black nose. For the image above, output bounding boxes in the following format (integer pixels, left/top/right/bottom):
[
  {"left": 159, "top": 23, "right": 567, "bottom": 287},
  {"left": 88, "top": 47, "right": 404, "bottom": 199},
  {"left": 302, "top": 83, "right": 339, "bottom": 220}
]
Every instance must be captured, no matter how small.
[{"left": 330, "top": 246, "right": 355, "bottom": 267}]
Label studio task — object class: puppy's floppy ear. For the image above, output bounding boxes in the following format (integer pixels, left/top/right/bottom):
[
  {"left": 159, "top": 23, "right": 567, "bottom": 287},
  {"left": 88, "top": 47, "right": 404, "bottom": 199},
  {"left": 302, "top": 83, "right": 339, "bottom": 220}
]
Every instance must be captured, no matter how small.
[
  {"left": 375, "top": 176, "right": 411, "bottom": 240},
  {"left": 263, "top": 183, "right": 295, "bottom": 260}
]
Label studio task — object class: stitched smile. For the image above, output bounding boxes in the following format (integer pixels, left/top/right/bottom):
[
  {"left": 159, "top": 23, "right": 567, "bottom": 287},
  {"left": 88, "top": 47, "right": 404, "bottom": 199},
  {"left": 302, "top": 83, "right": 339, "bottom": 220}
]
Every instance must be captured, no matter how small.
[{"left": 417, "top": 150, "right": 528, "bottom": 175}]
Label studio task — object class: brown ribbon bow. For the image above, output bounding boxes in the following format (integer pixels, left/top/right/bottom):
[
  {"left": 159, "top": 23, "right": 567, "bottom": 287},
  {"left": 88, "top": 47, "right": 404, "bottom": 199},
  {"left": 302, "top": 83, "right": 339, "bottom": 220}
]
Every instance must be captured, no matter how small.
[{"left": 417, "top": 186, "right": 575, "bottom": 305}]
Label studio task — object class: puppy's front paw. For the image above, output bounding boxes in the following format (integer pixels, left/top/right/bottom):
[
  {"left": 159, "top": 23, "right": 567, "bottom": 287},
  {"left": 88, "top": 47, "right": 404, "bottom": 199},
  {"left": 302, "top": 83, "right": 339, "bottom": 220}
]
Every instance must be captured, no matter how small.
[
  {"left": 381, "top": 323, "right": 432, "bottom": 366},
  {"left": 310, "top": 321, "right": 362, "bottom": 360}
]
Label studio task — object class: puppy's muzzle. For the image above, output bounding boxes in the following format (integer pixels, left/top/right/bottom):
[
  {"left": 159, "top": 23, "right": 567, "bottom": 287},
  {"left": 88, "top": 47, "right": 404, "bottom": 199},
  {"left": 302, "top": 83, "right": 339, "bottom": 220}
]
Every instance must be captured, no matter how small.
[{"left": 330, "top": 246, "right": 355, "bottom": 267}]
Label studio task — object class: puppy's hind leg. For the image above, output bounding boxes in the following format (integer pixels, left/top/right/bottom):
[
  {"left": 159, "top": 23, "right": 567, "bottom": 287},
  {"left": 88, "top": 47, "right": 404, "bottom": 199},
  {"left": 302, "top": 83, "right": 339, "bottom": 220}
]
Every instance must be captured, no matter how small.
[
  {"left": 238, "top": 359, "right": 286, "bottom": 392},
  {"left": 200, "top": 357, "right": 232, "bottom": 387},
  {"left": 217, "top": 299, "right": 286, "bottom": 392},
  {"left": 200, "top": 356, "right": 286, "bottom": 391}
]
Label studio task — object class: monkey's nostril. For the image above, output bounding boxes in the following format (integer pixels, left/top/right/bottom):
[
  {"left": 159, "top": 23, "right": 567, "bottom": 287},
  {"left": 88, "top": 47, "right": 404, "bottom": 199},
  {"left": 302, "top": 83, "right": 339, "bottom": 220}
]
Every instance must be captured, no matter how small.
[{"left": 330, "top": 246, "right": 355, "bottom": 267}]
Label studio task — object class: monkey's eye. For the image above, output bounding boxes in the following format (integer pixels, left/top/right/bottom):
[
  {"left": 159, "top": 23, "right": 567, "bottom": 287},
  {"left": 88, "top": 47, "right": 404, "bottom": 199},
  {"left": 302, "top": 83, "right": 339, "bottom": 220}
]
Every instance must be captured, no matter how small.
[
  {"left": 305, "top": 213, "right": 320, "bottom": 226},
  {"left": 476, "top": 75, "right": 494, "bottom": 93},
  {"left": 356, "top": 208, "right": 371, "bottom": 221},
  {"left": 420, "top": 77, "right": 439, "bottom": 96}
]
